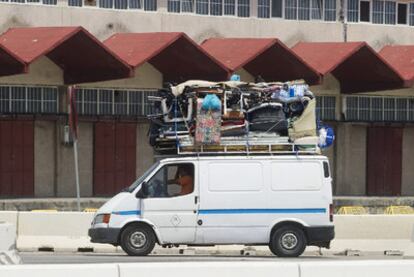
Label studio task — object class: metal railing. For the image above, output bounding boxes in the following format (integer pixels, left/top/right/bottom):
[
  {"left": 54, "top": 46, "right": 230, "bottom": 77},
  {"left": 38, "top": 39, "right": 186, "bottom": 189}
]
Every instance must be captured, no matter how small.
[
  {"left": 0, "top": 86, "right": 59, "bottom": 114},
  {"left": 343, "top": 95, "right": 414, "bottom": 122}
]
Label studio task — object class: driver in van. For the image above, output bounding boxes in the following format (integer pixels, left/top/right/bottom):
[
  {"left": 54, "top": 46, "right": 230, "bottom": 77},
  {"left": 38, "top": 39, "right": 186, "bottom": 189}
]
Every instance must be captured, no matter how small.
[{"left": 174, "top": 165, "right": 193, "bottom": 195}]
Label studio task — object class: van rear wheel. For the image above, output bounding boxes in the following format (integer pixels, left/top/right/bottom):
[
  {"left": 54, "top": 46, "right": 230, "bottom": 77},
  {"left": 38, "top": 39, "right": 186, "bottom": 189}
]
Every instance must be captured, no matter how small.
[
  {"left": 120, "top": 224, "right": 156, "bottom": 256},
  {"left": 269, "top": 225, "right": 307, "bottom": 257}
]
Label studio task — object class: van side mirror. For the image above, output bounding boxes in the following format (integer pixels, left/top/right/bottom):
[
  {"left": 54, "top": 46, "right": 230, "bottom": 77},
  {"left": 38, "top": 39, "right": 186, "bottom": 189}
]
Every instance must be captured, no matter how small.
[{"left": 136, "top": 182, "right": 148, "bottom": 198}]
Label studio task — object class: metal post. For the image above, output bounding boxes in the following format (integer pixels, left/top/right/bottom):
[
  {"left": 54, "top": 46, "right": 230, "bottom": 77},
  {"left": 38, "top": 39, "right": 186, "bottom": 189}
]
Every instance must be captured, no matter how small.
[{"left": 73, "top": 138, "right": 81, "bottom": 212}]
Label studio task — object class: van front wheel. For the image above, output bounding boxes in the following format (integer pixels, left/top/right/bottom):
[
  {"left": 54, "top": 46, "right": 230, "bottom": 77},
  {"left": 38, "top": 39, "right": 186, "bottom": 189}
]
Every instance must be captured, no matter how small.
[
  {"left": 120, "top": 224, "right": 156, "bottom": 256},
  {"left": 269, "top": 225, "right": 307, "bottom": 257}
]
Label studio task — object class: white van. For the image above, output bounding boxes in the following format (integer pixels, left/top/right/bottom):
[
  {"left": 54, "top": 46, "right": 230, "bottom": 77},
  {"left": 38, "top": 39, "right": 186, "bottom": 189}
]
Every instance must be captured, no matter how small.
[{"left": 89, "top": 155, "right": 334, "bottom": 257}]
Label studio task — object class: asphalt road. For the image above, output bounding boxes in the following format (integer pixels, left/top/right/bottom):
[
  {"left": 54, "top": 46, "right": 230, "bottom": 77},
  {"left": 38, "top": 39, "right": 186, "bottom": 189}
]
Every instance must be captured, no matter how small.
[{"left": 20, "top": 252, "right": 414, "bottom": 264}]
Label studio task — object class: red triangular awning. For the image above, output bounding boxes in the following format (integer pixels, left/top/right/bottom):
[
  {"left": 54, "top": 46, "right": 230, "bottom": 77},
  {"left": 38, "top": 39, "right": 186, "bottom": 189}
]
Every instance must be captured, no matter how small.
[
  {"left": 0, "top": 44, "right": 26, "bottom": 77},
  {"left": 0, "top": 26, "right": 132, "bottom": 84},
  {"left": 104, "top": 32, "right": 230, "bottom": 82},
  {"left": 292, "top": 42, "right": 407, "bottom": 93},
  {"left": 201, "top": 38, "right": 321, "bottom": 85}
]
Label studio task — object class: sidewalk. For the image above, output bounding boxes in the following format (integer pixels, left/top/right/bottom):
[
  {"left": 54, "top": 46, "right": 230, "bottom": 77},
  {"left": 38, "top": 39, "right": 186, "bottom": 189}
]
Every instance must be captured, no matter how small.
[{"left": 1, "top": 197, "right": 414, "bottom": 213}]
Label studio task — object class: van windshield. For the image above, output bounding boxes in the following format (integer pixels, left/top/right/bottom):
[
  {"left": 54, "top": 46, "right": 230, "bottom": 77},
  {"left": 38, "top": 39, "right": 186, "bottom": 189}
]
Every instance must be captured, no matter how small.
[{"left": 125, "top": 162, "right": 160, "bottom": 193}]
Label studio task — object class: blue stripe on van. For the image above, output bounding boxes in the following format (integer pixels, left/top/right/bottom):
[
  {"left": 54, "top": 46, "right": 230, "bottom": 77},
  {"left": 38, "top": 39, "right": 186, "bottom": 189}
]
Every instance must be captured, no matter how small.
[
  {"left": 112, "top": 210, "right": 141, "bottom": 216},
  {"left": 111, "top": 208, "right": 325, "bottom": 216},
  {"left": 198, "top": 208, "right": 326, "bottom": 214}
]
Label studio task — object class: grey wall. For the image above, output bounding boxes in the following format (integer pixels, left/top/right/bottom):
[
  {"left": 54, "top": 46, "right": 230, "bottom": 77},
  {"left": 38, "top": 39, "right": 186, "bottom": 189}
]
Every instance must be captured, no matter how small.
[
  {"left": 402, "top": 127, "right": 414, "bottom": 196},
  {"left": 34, "top": 120, "right": 56, "bottom": 197},
  {"left": 2, "top": 2, "right": 414, "bottom": 48},
  {"left": 335, "top": 124, "right": 367, "bottom": 195},
  {"left": 136, "top": 122, "right": 155, "bottom": 178},
  {"left": 56, "top": 122, "right": 93, "bottom": 197}
]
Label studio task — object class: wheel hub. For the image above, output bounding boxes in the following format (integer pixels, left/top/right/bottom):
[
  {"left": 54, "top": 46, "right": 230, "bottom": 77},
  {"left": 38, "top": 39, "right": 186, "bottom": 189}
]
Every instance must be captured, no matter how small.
[
  {"left": 280, "top": 232, "right": 298, "bottom": 250},
  {"left": 129, "top": 231, "right": 147, "bottom": 248}
]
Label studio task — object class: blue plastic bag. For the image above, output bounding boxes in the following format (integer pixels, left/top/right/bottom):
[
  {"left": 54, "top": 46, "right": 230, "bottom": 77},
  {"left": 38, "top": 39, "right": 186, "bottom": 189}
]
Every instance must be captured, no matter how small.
[
  {"left": 230, "top": 74, "right": 240, "bottom": 81},
  {"left": 318, "top": 125, "right": 335, "bottom": 148},
  {"left": 202, "top": 94, "right": 221, "bottom": 111}
]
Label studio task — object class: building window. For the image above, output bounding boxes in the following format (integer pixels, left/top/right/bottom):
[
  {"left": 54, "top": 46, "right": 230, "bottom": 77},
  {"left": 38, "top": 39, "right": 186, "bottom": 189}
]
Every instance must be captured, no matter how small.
[
  {"left": 115, "top": 0, "right": 128, "bottom": 9},
  {"left": 344, "top": 95, "right": 414, "bottom": 122},
  {"left": 347, "top": 0, "right": 359, "bottom": 22},
  {"left": 182, "top": 0, "right": 194, "bottom": 12},
  {"left": 324, "top": 0, "right": 336, "bottom": 21},
  {"left": 311, "top": 0, "right": 323, "bottom": 20},
  {"left": 76, "top": 89, "right": 157, "bottom": 116},
  {"left": 298, "top": 0, "right": 310, "bottom": 20},
  {"left": 5, "top": 0, "right": 58, "bottom": 4},
  {"left": 224, "top": 0, "right": 236, "bottom": 15},
  {"left": 196, "top": 0, "right": 209, "bottom": 14},
  {"left": 237, "top": 0, "right": 250, "bottom": 17},
  {"left": 384, "top": 1, "right": 396, "bottom": 24},
  {"left": 285, "top": 0, "right": 298, "bottom": 19},
  {"left": 410, "top": 3, "right": 414, "bottom": 25},
  {"left": 316, "top": 95, "right": 336, "bottom": 121},
  {"left": 258, "top": 0, "right": 335, "bottom": 21},
  {"left": 129, "top": 0, "right": 142, "bottom": 9},
  {"left": 99, "top": 0, "right": 113, "bottom": 8},
  {"left": 397, "top": 3, "right": 407, "bottom": 24},
  {"left": 258, "top": 0, "right": 271, "bottom": 18},
  {"left": 210, "top": 0, "right": 223, "bottom": 15},
  {"left": 272, "top": 0, "right": 283, "bottom": 17},
  {"left": 371, "top": 0, "right": 399, "bottom": 25},
  {"left": 372, "top": 0, "right": 384, "bottom": 24},
  {"left": 144, "top": 0, "right": 156, "bottom": 10},
  {"left": 97, "top": 0, "right": 154, "bottom": 10},
  {"left": 68, "top": 0, "right": 82, "bottom": 6},
  {"left": 168, "top": 0, "right": 181, "bottom": 12},
  {"left": 0, "top": 86, "right": 59, "bottom": 114},
  {"left": 360, "top": 0, "right": 370, "bottom": 22}
]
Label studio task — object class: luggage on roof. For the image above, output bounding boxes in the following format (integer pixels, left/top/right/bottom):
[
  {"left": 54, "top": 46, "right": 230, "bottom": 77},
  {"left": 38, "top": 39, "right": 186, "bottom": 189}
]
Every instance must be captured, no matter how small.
[{"left": 147, "top": 79, "right": 334, "bottom": 155}]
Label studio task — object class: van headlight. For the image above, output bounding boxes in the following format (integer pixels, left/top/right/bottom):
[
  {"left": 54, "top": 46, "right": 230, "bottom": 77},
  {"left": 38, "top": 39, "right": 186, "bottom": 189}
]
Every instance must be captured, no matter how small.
[{"left": 94, "top": 214, "right": 111, "bottom": 224}]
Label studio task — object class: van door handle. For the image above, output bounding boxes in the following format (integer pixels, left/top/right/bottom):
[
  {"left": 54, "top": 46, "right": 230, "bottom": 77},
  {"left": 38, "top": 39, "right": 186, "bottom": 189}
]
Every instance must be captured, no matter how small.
[{"left": 195, "top": 196, "right": 198, "bottom": 204}]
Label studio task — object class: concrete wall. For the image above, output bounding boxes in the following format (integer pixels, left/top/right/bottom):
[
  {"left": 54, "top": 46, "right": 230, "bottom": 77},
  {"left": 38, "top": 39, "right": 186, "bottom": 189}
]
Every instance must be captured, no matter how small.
[
  {"left": 0, "top": 3, "right": 342, "bottom": 44},
  {"left": 83, "top": 63, "right": 163, "bottom": 89},
  {"left": 235, "top": 68, "right": 255, "bottom": 83},
  {"left": 402, "top": 127, "right": 414, "bottom": 196},
  {"left": 0, "top": 57, "right": 63, "bottom": 86},
  {"left": 136, "top": 122, "right": 155, "bottom": 178},
  {"left": 361, "top": 88, "right": 414, "bottom": 97},
  {"left": 34, "top": 121, "right": 56, "bottom": 197},
  {"left": 335, "top": 123, "right": 367, "bottom": 195},
  {"left": 1, "top": 1, "right": 413, "bottom": 48},
  {"left": 33, "top": 120, "right": 155, "bottom": 197},
  {"left": 56, "top": 122, "right": 93, "bottom": 197}
]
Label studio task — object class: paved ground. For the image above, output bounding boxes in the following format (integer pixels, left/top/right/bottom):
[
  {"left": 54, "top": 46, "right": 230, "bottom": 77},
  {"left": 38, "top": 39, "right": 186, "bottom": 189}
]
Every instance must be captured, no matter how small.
[{"left": 20, "top": 252, "right": 414, "bottom": 264}]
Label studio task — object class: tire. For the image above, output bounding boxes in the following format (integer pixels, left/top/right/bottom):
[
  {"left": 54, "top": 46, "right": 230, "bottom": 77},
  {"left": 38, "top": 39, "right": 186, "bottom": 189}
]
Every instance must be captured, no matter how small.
[
  {"left": 269, "top": 225, "right": 307, "bottom": 257},
  {"left": 120, "top": 224, "right": 156, "bottom": 256}
]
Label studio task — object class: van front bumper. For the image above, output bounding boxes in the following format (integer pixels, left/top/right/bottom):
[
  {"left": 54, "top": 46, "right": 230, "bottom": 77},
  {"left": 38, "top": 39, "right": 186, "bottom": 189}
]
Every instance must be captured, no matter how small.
[
  {"left": 88, "top": 227, "right": 121, "bottom": 244},
  {"left": 305, "top": 226, "right": 335, "bottom": 248}
]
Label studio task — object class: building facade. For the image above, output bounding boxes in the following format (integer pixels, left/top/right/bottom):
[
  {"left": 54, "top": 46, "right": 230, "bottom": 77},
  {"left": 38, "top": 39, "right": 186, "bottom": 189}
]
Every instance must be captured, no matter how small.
[{"left": 0, "top": 0, "right": 414, "bottom": 198}]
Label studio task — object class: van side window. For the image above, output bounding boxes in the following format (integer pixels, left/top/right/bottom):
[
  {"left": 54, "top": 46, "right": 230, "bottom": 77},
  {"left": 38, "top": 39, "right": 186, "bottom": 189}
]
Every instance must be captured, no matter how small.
[
  {"left": 146, "top": 163, "right": 194, "bottom": 198},
  {"left": 323, "top": 161, "right": 330, "bottom": 178}
]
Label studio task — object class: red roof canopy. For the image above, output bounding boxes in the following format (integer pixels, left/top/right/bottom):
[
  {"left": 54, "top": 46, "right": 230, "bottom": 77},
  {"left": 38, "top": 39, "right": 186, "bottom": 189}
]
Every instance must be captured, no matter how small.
[
  {"left": 201, "top": 38, "right": 320, "bottom": 85},
  {"left": 379, "top": 45, "right": 414, "bottom": 86},
  {"left": 104, "top": 32, "right": 230, "bottom": 82},
  {"left": 292, "top": 42, "right": 406, "bottom": 93},
  {"left": 0, "top": 44, "right": 26, "bottom": 77},
  {"left": 0, "top": 27, "right": 132, "bottom": 84}
]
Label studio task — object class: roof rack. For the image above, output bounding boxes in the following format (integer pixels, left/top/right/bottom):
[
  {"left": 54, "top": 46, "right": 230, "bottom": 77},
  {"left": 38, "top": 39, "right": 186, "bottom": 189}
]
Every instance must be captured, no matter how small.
[{"left": 176, "top": 136, "right": 320, "bottom": 155}]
